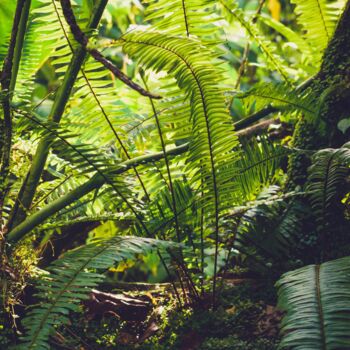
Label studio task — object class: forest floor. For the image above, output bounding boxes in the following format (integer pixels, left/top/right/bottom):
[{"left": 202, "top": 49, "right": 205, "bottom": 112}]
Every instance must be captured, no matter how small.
[{"left": 47, "top": 277, "right": 282, "bottom": 350}]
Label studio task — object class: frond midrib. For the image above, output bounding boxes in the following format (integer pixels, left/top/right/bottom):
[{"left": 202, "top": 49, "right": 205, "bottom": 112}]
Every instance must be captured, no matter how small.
[{"left": 315, "top": 264, "right": 326, "bottom": 350}]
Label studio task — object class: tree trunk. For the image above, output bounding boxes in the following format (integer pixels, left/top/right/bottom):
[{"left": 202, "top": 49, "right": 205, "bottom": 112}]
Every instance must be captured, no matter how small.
[{"left": 287, "top": 0, "right": 350, "bottom": 188}]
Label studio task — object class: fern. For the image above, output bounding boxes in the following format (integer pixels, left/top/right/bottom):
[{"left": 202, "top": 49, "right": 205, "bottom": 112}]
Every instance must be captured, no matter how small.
[
  {"left": 220, "top": 0, "right": 290, "bottom": 81},
  {"left": 120, "top": 31, "right": 242, "bottom": 299},
  {"left": 121, "top": 32, "right": 239, "bottom": 214},
  {"left": 14, "top": 0, "right": 76, "bottom": 103},
  {"left": 276, "top": 255, "right": 350, "bottom": 349},
  {"left": 291, "top": 0, "right": 345, "bottom": 55},
  {"left": 144, "top": 0, "right": 217, "bottom": 38},
  {"left": 234, "top": 136, "right": 289, "bottom": 200},
  {"left": 236, "top": 197, "right": 304, "bottom": 264},
  {"left": 19, "top": 236, "right": 176, "bottom": 349},
  {"left": 237, "top": 82, "right": 318, "bottom": 120},
  {"left": 306, "top": 142, "right": 350, "bottom": 231}
]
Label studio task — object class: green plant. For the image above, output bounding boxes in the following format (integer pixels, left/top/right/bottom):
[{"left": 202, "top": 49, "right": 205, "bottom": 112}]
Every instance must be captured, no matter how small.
[
  {"left": 0, "top": 0, "right": 350, "bottom": 348},
  {"left": 276, "top": 255, "right": 350, "bottom": 349},
  {"left": 19, "top": 236, "right": 175, "bottom": 349}
]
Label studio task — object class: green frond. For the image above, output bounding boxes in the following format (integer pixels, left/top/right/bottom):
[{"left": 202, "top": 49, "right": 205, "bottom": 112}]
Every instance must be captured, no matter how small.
[
  {"left": 235, "top": 136, "right": 289, "bottom": 200},
  {"left": 14, "top": 0, "right": 74, "bottom": 102},
  {"left": 220, "top": 0, "right": 290, "bottom": 81},
  {"left": 306, "top": 142, "right": 350, "bottom": 230},
  {"left": 121, "top": 32, "right": 240, "bottom": 219},
  {"left": 144, "top": 0, "right": 218, "bottom": 38},
  {"left": 291, "top": 0, "right": 345, "bottom": 55},
  {"left": 236, "top": 188, "right": 303, "bottom": 262},
  {"left": 276, "top": 255, "right": 350, "bottom": 349},
  {"left": 237, "top": 82, "right": 317, "bottom": 120},
  {"left": 16, "top": 110, "right": 146, "bottom": 228},
  {"left": 19, "top": 236, "right": 176, "bottom": 349},
  {"left": 67, "top": 58, "right": 129, "bottom": 149}
]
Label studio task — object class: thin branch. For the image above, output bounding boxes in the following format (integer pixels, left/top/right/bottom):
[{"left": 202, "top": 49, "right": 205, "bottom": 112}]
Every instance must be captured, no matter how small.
[
  {"left": 231, "top": 0, "right": 266, "bottom": 107},
  {"left": 59, "top": 0, "right": 161, "bottom": 99},
  {"left": 6, "top": 104, "right": 277, "bottom": 243}
]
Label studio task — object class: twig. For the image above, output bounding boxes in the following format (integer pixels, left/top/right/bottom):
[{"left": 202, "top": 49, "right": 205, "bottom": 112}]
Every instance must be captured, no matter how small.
[
  {"left": 234, "top": 0, "right": 266, "bottom": 90},
  {"left": 59, "top": 0, "right": 161, "bottom": 99}
]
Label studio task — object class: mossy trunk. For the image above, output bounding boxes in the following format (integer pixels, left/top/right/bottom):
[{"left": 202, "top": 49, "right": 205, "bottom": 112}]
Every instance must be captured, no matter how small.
[{"left": 287, "top": 1, "right": 350, "bottom": 188}]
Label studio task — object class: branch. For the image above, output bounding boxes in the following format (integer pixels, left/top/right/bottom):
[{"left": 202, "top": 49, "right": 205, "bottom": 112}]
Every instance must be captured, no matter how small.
[
  {"left": 6, "top": 143, "right": 189, "bottom": 243},
  {"left": 6, "top": 104, "right": 279, "bottom": 244},
  {"left": 60, "top": 0, "right": 161, "bottom": 99},
  {"left": 7, "top": 0, "right": 109, "bottom": 231},
  {"left": 0, "top": 0, "right": 29, "bottom": 220}
]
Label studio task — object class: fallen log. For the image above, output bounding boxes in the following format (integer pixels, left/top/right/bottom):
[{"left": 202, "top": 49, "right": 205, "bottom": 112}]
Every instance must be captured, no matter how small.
[{"left": 83, "top": 289, "right": 152, "bottom": 322}]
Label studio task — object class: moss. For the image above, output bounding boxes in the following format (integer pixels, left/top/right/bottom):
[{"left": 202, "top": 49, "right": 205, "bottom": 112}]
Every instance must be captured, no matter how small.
[
  {"left": 51, "top": 282, "right": 280, "bottom": 349},
  {"left": 201, "top": 336, "right": 276, "bottom": 350}
]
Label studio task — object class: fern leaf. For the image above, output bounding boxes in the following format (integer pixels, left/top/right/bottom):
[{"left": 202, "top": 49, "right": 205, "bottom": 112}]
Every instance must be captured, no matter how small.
[
  {"left": 19, "top": 236, "right": 176, "bottom": 349},
  {"left": 121, "top": 32, "right": 240, "bottom": 217},
  {"left": 237, "top": 82, "right": 318, "bottom": 120},
  {"left": 144, "top": 0, "right": 217, "bottom": 38},
  {"left": 276, "top": 255, "right": 350, "bottom": 349},
  {"left": 291, "top": 0, "right": 345, "bottom": 54},
  {"left": 306, "top": 142, "right": 350, "bottom": 231}
]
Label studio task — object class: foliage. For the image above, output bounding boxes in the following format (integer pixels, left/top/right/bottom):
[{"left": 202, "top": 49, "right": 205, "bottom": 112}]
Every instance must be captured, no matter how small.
[
  {"left": 19, "top": 236, "right": 175, "bottom": 349},
  {"left": 0, "top": 0, "right": 349, "bottom": 348},
  {"left": 276, "top": 255, "right": 350, "bottom": 349}
]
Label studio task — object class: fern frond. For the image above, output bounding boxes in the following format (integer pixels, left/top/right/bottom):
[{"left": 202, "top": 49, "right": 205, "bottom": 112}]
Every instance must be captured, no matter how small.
[
  {"left": 237, "top": 82, "right": 318, "bottom": 120},
  {"left": 19, "top": 236, "right": 176, "bottom": 349},
  {"left": 276, "top": 255, "right": 350, "bottom": 349},
  {"left": 291, "top": 0, "right": 345, "bottom": 54},
  {"left": 306, "top": 142, "right": 350, "bottom": 230},
  {"left": 235, "top": 136, "right": 289, "bottom": 200},
  {"left": 14, "top": 0, "right": 75, "bottom": 103},
  {"left": 16, "top": 110, "right": 147, "bottom": 230},
  {"left": 121, "top": 31, "right": 240, "bottom": 226},
  {"left": 144, "top": 0, "right": 217, "bottom": 38},
  {"left": 220, "top": 0, "right": 290, "bottom": 81},
  {"left": 236, "top": 197, "right": 304, "bottom": 262}
]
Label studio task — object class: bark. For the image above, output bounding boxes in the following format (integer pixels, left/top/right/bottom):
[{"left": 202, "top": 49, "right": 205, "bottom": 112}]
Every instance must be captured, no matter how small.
[{"left": 287, "top": 1, "right": 350, "bottom": 188}]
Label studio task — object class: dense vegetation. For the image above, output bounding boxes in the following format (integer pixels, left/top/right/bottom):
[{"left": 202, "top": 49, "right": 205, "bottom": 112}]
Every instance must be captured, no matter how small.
[{"left": 1, "top": 0, "right": 350, "bottom": 348}]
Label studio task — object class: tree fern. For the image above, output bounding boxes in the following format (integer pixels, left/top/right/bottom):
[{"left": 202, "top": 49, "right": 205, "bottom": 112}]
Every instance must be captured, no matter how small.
[
  {"left": 19, "top": 236, "right": 176, "bottom": 349},
  {"left": 276, "top": 255, "right": 350, "bottom": 349}
]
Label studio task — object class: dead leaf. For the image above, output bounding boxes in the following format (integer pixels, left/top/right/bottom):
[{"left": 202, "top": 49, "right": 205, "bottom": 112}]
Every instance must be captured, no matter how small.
[{"left": 268, "top": 0, "right": 281, "bottom": 21}]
